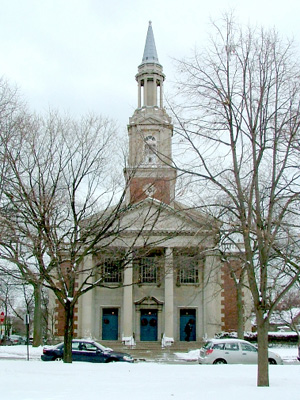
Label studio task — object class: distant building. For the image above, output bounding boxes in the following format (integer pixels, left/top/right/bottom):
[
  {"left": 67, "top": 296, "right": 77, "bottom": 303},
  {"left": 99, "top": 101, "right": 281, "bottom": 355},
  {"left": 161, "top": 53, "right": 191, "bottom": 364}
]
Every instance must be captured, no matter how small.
[{"left": 52, "top": 22, "right": 251, "bottom": 345}]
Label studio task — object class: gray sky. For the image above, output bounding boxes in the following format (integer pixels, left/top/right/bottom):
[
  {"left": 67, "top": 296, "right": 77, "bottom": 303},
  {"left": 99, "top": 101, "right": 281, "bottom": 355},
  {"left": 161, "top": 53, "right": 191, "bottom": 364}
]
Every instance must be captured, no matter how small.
[{"left": 1, "top": 0, "right": 299, "bottom": 129}]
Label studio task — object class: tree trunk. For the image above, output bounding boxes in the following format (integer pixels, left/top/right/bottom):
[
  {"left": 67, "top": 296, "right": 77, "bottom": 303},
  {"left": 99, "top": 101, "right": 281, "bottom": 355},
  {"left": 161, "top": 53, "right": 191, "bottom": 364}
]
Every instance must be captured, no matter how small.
[
  {"left": 32, "top": 283, "right": 43, "bottom": 347},
  {"left": 63, "top": 301, "right": 74, "bottom": 363},
  {"left": 236, "top": 284, "right": 244, "bottom": 339},
  {"left": 256, "top": 310, "right": 270, "bottom": 387},
  {"left": 4, "top": 298, "right": 9, "bottom": 338}
]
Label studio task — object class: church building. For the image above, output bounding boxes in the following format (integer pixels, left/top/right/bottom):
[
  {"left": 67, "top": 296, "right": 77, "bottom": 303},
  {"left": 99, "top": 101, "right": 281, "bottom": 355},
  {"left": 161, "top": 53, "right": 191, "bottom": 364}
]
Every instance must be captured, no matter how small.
[{"left": 54, "top": 22, "right": 250, "bottom": 346}]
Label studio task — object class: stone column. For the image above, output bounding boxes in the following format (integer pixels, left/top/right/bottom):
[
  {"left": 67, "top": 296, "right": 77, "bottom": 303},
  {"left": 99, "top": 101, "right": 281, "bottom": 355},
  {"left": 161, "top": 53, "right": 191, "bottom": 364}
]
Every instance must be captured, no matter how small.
[
  {"left": 79, "top": 254, "right": 94, "bottom": 337},
  {"left": 122, "top": 261, "right": 133, "bottom": 339},
  {"left": 138, "top": 81, "right": 141, "bottom": 108},
  {"left": 164, "top": 247, "right": 174, "bottom": 339},
  {"left": 153, "top": 74, "right": 158, "bottom": 106},
  {"left": 203, "top": 252, "right": 222, "bottom": 338},
  {"left": 159, "top": 78, "right": 163, "bottom": 108},
  {"left": 144, "top": 77, "right": 148, "bottom": 106}
]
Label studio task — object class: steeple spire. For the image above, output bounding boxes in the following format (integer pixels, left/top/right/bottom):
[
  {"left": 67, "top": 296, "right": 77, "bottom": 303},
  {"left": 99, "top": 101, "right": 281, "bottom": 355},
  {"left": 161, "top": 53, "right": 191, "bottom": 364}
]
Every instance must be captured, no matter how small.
[
  {"left": 142, "top": 21, "right": 159, "bottom": 64},
  {"left": 135, "top": 22, "right": 165, "bottom": 109}
]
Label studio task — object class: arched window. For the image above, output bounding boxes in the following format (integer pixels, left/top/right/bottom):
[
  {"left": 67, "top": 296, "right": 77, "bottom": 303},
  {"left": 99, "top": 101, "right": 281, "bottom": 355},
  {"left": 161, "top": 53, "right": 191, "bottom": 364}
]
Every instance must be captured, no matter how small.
[{"left": 144, "top": 135, "right": 157, "bottom": 164}]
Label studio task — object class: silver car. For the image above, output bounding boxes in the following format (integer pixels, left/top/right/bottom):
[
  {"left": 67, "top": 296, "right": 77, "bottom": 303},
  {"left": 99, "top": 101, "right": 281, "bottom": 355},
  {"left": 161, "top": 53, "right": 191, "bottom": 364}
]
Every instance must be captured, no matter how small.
[{"left": 198, "top": 338, "right": 282, "bottom": 365}]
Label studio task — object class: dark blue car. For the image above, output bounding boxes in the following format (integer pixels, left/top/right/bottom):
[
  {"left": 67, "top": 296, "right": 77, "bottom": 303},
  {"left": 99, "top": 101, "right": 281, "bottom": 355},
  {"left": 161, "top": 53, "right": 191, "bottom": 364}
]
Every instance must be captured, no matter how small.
[{"left": 41, "top": 339, "right": 134, "bottom": 363}]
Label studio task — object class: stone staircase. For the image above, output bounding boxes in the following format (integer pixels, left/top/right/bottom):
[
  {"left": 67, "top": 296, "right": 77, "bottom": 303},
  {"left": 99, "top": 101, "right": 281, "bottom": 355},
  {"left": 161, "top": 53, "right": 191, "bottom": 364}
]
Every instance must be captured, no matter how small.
[{"left": 101, "top": 340, "right": 203, "bottom": 362}]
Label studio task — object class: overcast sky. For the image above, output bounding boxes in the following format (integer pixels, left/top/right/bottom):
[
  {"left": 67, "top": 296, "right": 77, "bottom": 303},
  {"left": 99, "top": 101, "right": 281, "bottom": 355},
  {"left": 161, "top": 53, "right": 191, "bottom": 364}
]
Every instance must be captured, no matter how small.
[{"left": 0, "top": 0, "right": 299, "bottom": 130}]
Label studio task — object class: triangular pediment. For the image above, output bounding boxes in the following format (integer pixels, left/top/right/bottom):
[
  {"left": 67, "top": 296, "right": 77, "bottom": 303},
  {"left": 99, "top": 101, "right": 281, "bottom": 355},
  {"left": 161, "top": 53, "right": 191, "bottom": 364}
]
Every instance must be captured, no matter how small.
[
  {"left": 134, "top": 296, "right": 164, "bottom": 306},
  {"left": 117, "top": 198, "right": 216, "bottom": 237},
  {"left": 90, "top": 198, "right": 219, "bottom": 250}
]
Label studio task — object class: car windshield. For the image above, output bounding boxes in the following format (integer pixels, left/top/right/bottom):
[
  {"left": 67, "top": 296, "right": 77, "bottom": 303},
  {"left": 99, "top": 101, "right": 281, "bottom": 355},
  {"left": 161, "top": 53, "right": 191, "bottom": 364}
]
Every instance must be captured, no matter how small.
[
  {"left": 203, "top": 342, "right": 213, "bottom": 350},
  {"left": 93, "top": 342, "right": 109, "bottom": 351}
]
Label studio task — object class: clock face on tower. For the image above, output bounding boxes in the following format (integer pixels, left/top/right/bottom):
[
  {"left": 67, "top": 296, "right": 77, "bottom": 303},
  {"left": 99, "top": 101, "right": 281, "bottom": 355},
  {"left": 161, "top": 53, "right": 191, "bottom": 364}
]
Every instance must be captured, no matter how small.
[{"left": 143, "top": 183, "right": 157, "bottom": 197}]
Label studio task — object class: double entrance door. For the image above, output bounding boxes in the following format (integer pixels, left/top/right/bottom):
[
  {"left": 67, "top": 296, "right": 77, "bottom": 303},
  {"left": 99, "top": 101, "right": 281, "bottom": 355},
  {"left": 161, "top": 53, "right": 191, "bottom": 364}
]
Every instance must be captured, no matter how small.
[
  {"left": 140, "top": 309, "right": 158, "bottom": 341},
  {"left": 102, "top": 308, "right": 118, "bottom": 340},
  {"left": 180, "top": 309, "right": 196, "bottom": 341}
]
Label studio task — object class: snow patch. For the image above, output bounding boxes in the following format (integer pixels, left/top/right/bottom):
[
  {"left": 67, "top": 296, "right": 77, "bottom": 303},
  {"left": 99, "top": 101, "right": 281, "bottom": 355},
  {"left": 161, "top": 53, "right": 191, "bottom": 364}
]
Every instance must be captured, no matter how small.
[
  {"left": 161, "top": 334, "right": 174, "bottom": 348},
  {"left": 122, "top": 336, "right": 136, "bottom": 347}
]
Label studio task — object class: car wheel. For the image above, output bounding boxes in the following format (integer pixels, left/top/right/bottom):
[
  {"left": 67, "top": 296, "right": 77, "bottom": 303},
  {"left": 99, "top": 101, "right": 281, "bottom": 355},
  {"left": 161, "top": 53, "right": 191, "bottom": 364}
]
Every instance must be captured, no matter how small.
[
  {"left": 54, "top": 357, "right": 62, "bottom": 361},
  {"left": 105, "top": 358, "right": 117, "bottom": 363},
  {"left": 213, "top": 359, "right": 227, "bottom": 364},
  {"left": 268, "top": 358, "right": 277, "bottom": 365}
]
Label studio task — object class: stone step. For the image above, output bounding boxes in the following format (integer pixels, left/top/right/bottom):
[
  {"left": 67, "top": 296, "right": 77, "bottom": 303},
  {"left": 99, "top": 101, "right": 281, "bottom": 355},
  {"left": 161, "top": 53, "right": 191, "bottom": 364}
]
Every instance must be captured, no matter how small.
[
  {"left": 98, "top": 340, "right": 204, "bottom": 362},
  {"left": 101, "top": 340, "right": 203, "bottom": 351}
]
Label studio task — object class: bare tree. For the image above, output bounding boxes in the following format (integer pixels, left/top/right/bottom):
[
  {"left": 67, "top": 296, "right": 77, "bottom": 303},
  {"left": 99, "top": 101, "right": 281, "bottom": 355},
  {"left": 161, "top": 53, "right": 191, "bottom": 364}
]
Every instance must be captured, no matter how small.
[
  {"left": 0, "top": 274, "right": 36, "bottom": 337},
  {"left": 171, "top": 14, "right": 300, "bottom": 386},
  {"left": 0, "top": 77, "right": 25, "bottom": 201},
  {"left": 0, "top": 109, "right": 122, "bottom": 357},
  {"left": 0, "top": 109, "right": 172, "bottom": 362},
  {"left": 0, "top": 78, "right": 33, "bottom": 342}
]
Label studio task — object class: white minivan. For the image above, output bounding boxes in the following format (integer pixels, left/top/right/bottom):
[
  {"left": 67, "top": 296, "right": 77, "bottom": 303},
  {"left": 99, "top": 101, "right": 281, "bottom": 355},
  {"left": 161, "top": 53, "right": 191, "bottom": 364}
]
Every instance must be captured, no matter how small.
[{"left": 198, "top": 338, "right": 282, "bottom": 365}]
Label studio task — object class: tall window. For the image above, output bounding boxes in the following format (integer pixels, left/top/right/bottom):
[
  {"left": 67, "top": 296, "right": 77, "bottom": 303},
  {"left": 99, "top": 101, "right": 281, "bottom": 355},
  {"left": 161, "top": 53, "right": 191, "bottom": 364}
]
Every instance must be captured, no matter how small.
[
  {"left": 98, "top": 259, "right": 123, "bottom": 284},
  {"left": 139, "top": 257, "right": 157, "bottom": 283},
  {"left": 179, "top": 261, "right": 199, "bottom": 284},
  {"left": 134, "top": 249, "right": 162, "bottom": 284},
  {"left": 174, "top": 249, "right": 201, "bottom": 285},
  {"left": 144, "top": 135, "right": 157, "bottom": 164}
]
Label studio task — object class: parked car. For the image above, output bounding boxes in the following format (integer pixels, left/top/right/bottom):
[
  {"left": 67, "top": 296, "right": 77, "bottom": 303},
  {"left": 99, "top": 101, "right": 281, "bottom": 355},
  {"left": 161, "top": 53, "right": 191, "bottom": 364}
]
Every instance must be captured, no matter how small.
[
  {"left": 198, "top": 338, "right": 283, "bottom": 365},
  {"left": 9, "top": 335, "right": 26, "bottom": 345},
  {"left": 41, "top": 339, "right": 134, "bottom": 363}
]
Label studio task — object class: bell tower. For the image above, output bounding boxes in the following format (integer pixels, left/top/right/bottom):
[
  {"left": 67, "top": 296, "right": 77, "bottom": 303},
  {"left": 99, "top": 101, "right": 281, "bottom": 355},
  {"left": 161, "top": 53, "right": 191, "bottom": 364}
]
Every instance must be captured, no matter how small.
[{"left": 124, "top": 22, "right": 176, "bottom": 205}]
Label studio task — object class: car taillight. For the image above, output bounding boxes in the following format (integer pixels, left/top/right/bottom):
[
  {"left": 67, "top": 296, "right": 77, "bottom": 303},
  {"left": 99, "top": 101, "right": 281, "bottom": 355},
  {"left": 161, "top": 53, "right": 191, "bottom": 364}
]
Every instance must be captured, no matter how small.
[
  {"left": 43, "top": 349, "right": 47, "bottom": 354},
  {"left": 205, "top": 349, "right": 213, "bottom": 355}
]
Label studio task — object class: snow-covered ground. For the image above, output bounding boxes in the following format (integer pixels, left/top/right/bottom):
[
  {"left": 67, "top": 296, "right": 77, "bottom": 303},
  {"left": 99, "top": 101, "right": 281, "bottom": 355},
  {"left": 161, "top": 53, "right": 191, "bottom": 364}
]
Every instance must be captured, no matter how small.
[
  {"left": 0, "top": 344, "right": 43, "bottom": 359},
  {"left": 0, "top": 345, "right": 299, "bottom": 400}
]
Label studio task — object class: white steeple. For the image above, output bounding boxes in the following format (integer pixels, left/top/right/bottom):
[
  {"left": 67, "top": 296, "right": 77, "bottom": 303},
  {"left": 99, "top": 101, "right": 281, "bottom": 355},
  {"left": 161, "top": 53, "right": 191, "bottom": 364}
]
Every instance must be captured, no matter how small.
[{"left": 124, "top": 22, "right": 176, "bottom": 206}]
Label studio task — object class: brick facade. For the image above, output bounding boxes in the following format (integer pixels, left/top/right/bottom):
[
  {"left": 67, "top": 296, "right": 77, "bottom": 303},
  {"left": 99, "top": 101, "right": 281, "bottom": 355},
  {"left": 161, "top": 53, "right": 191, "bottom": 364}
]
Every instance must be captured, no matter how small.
[
  {"left": 130, "top": 177, "right": 171, "bottom": 204},
  {"left": 54, "top": 300, "right": 78, "bottom": 337},
  {"left": 53, "top": 260, "right": 79, "bottom": 337},
  {"left": 221, "top": 259, "right": 244, "bottom": 332}
]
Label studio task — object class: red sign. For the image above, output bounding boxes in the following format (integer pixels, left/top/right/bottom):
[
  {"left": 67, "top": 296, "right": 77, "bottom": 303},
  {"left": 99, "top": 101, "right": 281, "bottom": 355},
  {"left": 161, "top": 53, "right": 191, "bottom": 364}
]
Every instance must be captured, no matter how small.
[{"left": 0, "top": 312, "right": 4, "bottom": 324}]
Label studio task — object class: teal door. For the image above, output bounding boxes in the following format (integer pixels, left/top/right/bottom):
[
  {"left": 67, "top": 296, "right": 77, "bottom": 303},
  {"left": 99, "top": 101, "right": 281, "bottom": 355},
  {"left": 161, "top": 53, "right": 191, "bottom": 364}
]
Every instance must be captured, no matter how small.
[
  {"left": 140, "top": 310, "right": 158, "bottom": 341},
  {"left": 102, "top": 308, "right": 118, "bottom": 340},
  {"left": 180, "top": 309, "right": 196, "bottom": 341}
]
